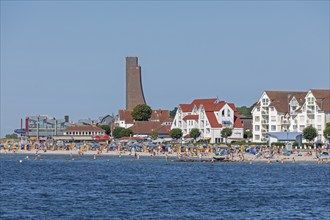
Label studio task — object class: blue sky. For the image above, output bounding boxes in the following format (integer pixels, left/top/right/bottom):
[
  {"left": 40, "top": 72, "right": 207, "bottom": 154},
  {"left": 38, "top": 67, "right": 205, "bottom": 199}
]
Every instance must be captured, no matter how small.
[{"left": 1, "top": 1, "right": 329, "bottom": 137}]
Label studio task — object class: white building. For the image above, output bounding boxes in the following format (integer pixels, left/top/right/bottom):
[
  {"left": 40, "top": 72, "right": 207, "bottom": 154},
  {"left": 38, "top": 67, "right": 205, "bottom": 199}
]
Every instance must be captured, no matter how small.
[
  {"left": 171, "top": 98, "right": 244, "bottom": 143},
  {"left": 116, "top": 109, "right": 172, "bottom": 129},
  {"left": 252, "top": 89, "right": 330, "bottom": 143},
  {"left": 291, "top": 89, "right": 330, "bottom": 143}
]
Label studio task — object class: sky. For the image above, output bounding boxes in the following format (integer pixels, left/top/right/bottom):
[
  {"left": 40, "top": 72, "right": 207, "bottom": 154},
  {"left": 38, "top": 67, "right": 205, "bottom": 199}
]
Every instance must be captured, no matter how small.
[{"left": 1, "top": 1, "right": 329, "bottom": 137}]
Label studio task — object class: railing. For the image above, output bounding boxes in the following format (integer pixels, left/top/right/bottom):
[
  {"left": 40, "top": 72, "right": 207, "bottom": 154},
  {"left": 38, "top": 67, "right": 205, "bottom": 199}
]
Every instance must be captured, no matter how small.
[
  {"left": 261, "top": 129, "right": 269, "bottom": 133},
  {"left": 307, "top": 109, "right": 315, "bottom": 114},
  {"left": 261, "top": 111, "right": 269, "bottom": 115},
  {"left": 306, "top": 119, "right": 315, "bottom": 125},
  {"left": 281, "top": 119, "right": 290, "bottom": 124},
  {"left": 261, "top": 120, "right": 269, "bottom": 123}
]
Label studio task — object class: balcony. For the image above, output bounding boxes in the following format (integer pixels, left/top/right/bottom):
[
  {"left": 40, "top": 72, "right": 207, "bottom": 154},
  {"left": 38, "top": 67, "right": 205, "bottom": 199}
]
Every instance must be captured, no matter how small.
[
  {"left": 261, "top": 111, "right": 269, "bottom": 115},
  {"left": 261, "top": 129, "right": 269, "bottom": 133},
  {"left": 306, "top": 119, "right": 315, "bottom": 126},
  {"left": 261, "top": 120, "right": 269, "bottom": 124},
  {"left": 307, "top": 109, "right": 315, "bottom": 114},
  {"left": 281, "top": 119, "right": 290, "bottom": 124}
]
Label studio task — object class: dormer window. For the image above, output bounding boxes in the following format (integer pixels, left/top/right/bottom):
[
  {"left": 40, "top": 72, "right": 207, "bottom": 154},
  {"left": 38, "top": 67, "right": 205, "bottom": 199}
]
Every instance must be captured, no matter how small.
[
  {"left": 262, "top": 98, "right": 269, "bottom": 105},
  {"left": 307, "top": 97, "right": 314, "bottom": 105}
]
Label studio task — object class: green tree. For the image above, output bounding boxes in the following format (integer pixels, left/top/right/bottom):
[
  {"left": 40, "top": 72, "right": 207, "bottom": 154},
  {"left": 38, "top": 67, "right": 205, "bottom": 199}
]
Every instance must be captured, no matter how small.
[
  {"left": 5, "top": 133, "right": 18, "bottom": 139},
  {"left": 131, "top": 104, "right": 152, "bottom": 121},
  {"left": 189, "top": 128, "right": 201, "bottom": 141},
  {"left": 323, "top": 127, "right": 330, "bottom": 139},
  {"left": 244, "top": 130, "right": 253, "bottom": 139},
  {"left": 326, "top": 122, "right": 330, "bottom": 128},
  {"left": 221, "top": 128, "right": 233, "bottom": 143},
  {"left": 170, "top": 107, "right": 178, "bottom": 118},
  {"left": 119, "top": 128, "right": 133, "bottom": 137},
  {"left": 112, "top": 127, "right": 125, "bottom": 138},
  {"left": 170, "top": 128, "right": 183, "bottom": 140},
  {"left": 150, "top": 130, "right": 159, "bottom": 140},
  {"left": 98, "top": 125, "right": 111, "bottom": 135},
  {"left": 303, "top": 126, "right": 318, "bottom": 142}
]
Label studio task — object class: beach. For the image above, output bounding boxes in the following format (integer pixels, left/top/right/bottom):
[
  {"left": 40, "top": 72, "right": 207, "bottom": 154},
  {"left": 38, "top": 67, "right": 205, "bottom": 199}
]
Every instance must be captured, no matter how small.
[{"left": 1, "top": 148, "right": 328, "bottom": 163}]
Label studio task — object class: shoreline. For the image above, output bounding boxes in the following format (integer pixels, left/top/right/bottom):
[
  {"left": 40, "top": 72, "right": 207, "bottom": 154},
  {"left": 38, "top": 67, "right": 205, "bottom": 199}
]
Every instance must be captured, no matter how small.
[{"left": 1, "top": 149, "right": 328, "bottom": 163}]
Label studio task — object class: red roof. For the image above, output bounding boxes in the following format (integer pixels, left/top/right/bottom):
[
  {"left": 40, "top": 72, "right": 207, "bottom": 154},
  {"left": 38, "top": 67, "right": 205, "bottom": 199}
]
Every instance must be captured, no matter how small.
[
  {"left": 183, "top": 115, "right": 199, "bottom": 120},
  {"left": 184, "top": 134, "right": 191, "bottom": 138},
  {"left": 129, "top": 121, "right": 171, "bottom": 135},
  {"left": 205, "top": 112, "right": 222, "bottom": 128},
  {"left": 179, "top": 104, "right": 193, "bottom": 112}
]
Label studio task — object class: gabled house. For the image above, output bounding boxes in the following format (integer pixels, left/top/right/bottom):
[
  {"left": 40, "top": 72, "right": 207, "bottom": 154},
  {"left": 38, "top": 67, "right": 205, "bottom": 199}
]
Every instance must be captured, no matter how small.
[{"left": 171, "top": 98, "right": 243, "bottom": 143}]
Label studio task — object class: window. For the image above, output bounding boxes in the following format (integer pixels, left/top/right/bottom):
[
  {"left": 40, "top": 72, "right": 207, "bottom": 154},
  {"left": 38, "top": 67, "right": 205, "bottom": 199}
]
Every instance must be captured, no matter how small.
[
  {"left": 269, "top": 107, "right": 274, "bottom": 111},
  {"left": 255, "top": 125, "right": 260, "bottom": 131},
  {"left": 299, "top": 125, "right": 305, "bottom": 131},
  {"left": 227, "top": 111, "right": 231, "bottom": 117},
  {"left": 293, "top": 125, "right": 297, "bottom": 130},
  {"left": 262, "top": 98, "right": 269, "bottom": 105},
  {"left": 257, "top": 107, "right": 260, "bottom": 112},
  {"left": 317, "top": 125, "right": 322, "bottom": 131},
  {"left": 317, "top": 115, "right": 322, "bottom": 122},
  {"left": 255, "top": 135, "right": 260, "bottom": 140},
  {"left": 206, "top": 128, "right": 210, "bottom": 134},
  {"left": 271, "top": 116, "right": 276, "bottom": 122},
  {"left": 271, "top": 125, "right": 276, "bottom": 131},
  {"left": 255, "top": 116, "right": 260, "bottom": 122},
  {"left": 307, "top": 97, "right": 314, "bottom": 105},
  {"left": 222, "top": 110, "right": 225, "bottom": 116}
]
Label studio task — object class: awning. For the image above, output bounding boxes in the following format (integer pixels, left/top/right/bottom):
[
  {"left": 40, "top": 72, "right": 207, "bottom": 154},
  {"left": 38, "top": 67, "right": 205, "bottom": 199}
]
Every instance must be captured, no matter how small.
[{"left": 267, "top": 132, "right": 303, "bottom": 141}]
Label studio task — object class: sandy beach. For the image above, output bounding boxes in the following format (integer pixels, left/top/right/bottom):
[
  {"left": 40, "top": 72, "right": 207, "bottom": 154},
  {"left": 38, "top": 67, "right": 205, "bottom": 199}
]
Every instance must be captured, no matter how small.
[{"left": 1, "top": 149, "right": 328, "bottom": 163}]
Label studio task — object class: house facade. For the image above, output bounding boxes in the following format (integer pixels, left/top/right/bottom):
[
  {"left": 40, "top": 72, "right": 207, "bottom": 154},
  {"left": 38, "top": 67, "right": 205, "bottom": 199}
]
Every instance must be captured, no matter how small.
[
  {"left": 117, "top": 109, "right": 172, "bottom": 129},
  {"left": 252, "top": 89, "right": 330, "bottom": 143},
  {"left": 171, "top": 98, "right": 243, "bottom": 143}
]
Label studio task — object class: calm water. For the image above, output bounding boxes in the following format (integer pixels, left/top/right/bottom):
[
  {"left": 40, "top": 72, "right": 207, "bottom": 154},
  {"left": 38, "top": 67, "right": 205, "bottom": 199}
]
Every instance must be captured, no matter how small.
[{"left": 0, "top": 154, "right": 329, "bottom": 219}]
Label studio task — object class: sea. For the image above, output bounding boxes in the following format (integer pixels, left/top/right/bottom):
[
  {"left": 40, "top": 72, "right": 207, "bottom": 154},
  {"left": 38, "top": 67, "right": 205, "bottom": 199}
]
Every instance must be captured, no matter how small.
[{"left": 0, "top": 154, "right": 329, "bottom": 219}]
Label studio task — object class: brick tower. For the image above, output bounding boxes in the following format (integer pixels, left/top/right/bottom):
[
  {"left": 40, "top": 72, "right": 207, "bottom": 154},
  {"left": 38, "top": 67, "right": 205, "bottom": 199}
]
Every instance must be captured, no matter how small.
[{"left": 126, "top": 57, "right": 146, "bottom": 110}]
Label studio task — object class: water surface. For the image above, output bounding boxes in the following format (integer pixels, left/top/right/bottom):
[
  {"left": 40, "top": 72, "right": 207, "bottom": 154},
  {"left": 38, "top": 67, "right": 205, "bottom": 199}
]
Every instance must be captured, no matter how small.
[{"left": 0, "top": 154, "right": 329, "bottom": 219}]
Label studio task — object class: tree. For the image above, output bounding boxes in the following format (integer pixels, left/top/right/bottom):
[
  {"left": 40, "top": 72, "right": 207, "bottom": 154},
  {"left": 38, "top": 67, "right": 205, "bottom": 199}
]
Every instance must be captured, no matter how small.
[
  {"left": 170, "top": 107, "right": 178, "bottom": 118},
  {"left": 326, "top": 122, "right": 330, "bottom": 128},
  {"left": 5, "top": 133, "right": 18, "bottom": 139},
  {"left": 244, "top": 130, "right": 253, "bottom": 139},
  {"left": 324, "top": 127, "right": 330, "bottom": 139},
  {"left": 98, "top": 125, "right": 111, "bottom": 135},
  {"left": 170, "top": 128, "right": 183, "bottom": 140},
  {"left": 189, "top": 128, "right": 201, "bottom": 141},
  {"left": 131, "top": 104, "right": 152, "bottom": 121},
  {"left": 221, "top": 128, "right": 232, "bottom": 143},
  {"left": 150, "top": 130, "right": 159, "bottom": 140},
  {"left": 119, "top": 128, "right": 133, "bottom": 137},
  {"left": 112, "top": 127, "right": 125, "bottom": 138},
  {"left": 303, "top": 126, "right": 318, "bottom": 142}
]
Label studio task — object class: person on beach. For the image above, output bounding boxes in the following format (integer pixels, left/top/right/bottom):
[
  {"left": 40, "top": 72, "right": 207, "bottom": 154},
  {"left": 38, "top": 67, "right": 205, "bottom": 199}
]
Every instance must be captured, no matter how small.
[
  {"left": 93, "top": 154, "right": 96, "bottom": 160},
  {"left": 35, "top": 151, "right": 38, "bottom": 160}
]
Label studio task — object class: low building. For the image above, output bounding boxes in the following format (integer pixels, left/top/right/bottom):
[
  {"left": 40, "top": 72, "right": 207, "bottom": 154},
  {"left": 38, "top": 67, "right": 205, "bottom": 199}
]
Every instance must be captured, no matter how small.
[
  {"left": 117, "top": 109, "right": 172, "bottom": 128},
  {"left": 53, "top": 125, "right": 108, "bottom": 141},
  {"left": 171, "top": 98, "right": 244, "bottom": 143},
  {"left": 22, "top": 115, "right": 71, "bottom": 138},
  {"left": 129, "top": 121, "right": 171, "bottom": 138}
]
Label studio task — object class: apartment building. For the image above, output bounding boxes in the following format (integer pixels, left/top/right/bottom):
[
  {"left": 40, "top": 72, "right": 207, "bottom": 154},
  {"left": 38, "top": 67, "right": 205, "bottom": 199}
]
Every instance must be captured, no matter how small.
[
  {"left": 171, "top": 98, "right": 243, "bottom": 143},
  {"left": 252, "top": 89, "right": 330, "bottom": 143}
]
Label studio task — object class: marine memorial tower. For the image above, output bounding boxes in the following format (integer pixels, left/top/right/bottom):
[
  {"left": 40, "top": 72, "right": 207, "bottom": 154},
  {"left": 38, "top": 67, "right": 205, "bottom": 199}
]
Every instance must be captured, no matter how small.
[{"left": 126, "top": 57, "right": 147, "bottom": 110}]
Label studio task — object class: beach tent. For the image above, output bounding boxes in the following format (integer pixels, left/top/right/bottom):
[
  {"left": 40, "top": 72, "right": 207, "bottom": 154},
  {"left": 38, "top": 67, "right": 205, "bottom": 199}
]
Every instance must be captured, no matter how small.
[{"left": 250, "top": 148, "right": 256, "bottom": 155}]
